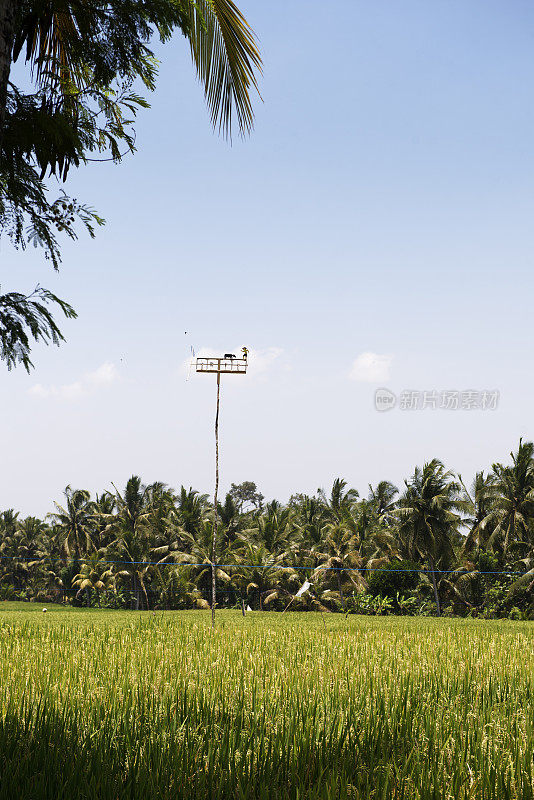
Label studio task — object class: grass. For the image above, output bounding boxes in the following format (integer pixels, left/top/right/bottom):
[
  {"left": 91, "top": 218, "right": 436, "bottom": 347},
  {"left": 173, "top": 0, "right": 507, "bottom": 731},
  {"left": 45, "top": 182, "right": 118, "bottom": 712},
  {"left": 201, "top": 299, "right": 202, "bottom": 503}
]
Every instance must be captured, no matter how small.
[
  {"left": 0, "top": 600, "right": 94, "bottom": 613},
  {"left": 0, "top": 607, "right": 533, "bottom": 799}
]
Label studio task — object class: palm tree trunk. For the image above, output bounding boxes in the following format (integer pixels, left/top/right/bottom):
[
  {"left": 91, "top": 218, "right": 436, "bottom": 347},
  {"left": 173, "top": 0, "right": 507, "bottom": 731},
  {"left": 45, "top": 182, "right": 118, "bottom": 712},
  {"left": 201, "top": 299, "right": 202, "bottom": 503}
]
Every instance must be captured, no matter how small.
[
  {"left": 0, "top": 0, "right": 16, "bottom": 147},
  {"left": 85, "top": 586, "right": 90, "bottom": 608},
  {"left": 428, "top": 557, "right": 441, "bottom": 616},
  {"left": 337, "top": 571, "right": 346, "bottom": 612},
  {"left": 74, "top": 531, "right": 82, "bottom": 564},
  {"left": 140, "top": 575, "right": 150, "bottom": 611},
  {"left": 132, "top": 570, "right": 139, "bottom": 610}
]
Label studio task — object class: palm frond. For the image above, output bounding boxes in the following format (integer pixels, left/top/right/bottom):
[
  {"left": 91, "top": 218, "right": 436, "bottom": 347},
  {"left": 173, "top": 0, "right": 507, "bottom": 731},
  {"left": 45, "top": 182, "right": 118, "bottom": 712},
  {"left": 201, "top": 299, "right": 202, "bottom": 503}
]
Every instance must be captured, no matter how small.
[
  {"left": 507, "top": 567, "right": 534, "bottom": 596},
  {"left": 187, "top": 0, "right": 262, "bottom": 137}
]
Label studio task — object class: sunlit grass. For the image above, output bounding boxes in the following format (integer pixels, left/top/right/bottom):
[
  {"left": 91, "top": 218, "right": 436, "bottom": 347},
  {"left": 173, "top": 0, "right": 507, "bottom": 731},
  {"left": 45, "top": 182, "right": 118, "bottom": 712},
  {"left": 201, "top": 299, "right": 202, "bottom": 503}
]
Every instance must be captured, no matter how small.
[{"left": 0, "top": 608, "right": 533, "bottom": 799}]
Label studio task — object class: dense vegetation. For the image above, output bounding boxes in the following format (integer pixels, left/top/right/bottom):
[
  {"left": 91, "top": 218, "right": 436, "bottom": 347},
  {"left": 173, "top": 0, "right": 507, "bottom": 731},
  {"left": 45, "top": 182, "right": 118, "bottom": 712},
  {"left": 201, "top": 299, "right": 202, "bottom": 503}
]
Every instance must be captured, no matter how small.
[
  {"left": 0, "top": 609, "right": 534, "bottom": 799},
  {"left": 2, "top": 439, "right": 534, "bottom": 619}
]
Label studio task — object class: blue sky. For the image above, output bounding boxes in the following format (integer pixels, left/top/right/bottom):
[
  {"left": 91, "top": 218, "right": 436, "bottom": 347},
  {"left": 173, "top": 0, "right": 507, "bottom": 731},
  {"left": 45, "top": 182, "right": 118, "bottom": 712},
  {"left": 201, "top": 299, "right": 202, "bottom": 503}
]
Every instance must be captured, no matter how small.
[{"left": 2, "top": 0, "right": 534, "bottom": 516}]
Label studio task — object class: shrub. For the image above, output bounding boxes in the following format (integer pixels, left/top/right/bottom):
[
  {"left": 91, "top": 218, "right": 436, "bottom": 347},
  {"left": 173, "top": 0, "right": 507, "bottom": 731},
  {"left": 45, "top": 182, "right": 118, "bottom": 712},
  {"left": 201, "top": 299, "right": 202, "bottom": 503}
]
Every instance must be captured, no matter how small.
[
  {"left": 477, "top": 551, "right": 500, "bottom": 574},
  {"left": 367, "top": 560, "right": 420, "bottom": 598}
]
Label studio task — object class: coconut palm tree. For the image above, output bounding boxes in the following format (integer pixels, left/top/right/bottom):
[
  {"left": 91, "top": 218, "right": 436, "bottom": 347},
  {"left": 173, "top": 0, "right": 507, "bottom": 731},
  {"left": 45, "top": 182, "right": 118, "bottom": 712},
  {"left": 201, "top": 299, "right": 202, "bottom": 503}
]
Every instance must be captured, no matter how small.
[
  {"left": 440, "top": 473, "right": 500, "bottom": 611},
  {"left": 113, "top": 476, "right": 149, "bottom": 534},
  {"left": 72, "top": 551, "right": 113, "bottom": 607},
  {"left": 217, "top": 493, "right": 241, "bottom": 547},
  {"left": 91, "top": 492, "right": 116, "bottom": 550},
  {"left": 176, "top": 517, "right": 230, "bottom": 603},
  {"left": 249, "top": 500, "right": 293, "bottom": 557},
  {"left": 292, "top": 495, "right": 327, "bottom": 566},
  {"left": 0, "top": 508, "right": 18, "bottom": 539},
  {"left": 0, "top": 509, "right": 21, "bottom": 583},
  {"left": 313, "top": 516, "right": 365, "bottom": 611},
  {"left": 230, "top": 540, "right": 286, "bottom": 610},
  {"left": 149, "top": 505, "right": 184, "bottom": 568},
  {"left": 0, "top": 513, "right": 48, "bottom": 586},
  {"left": 40, "top": 564, "right": 66, "bottom": 600},
  {"left": 48, "top": 486, "right": 94, "bottom": 563},
  {"left": 464, "top": 442, "right": 534, "bottom": 604},
  {"left": 368, "top": 481, "right": 399, "bottom": 526},
  {"left": 320, "top": 478, "right": 359, "bottom": 522},
  {"left": 107, "top": 527, "right": 153, "bottom": 610},
  {"left": 479, "top": 440, "right": 534, "bottom": 558},
  {"left": 145, "top": 482, "right": 175, "bottom": 534},
  {"left": 159, "top": 564, "right": 208, "bottom": 609},
  {"left": 177, "top": 487, "right": 210, "bottom": 536},
  {"left": 397, "top": 460, "right": 468, "bottom": 615},
  {"left": 106, "top": 476, "right": 153, "bottom": 608},
  {"left": 460, "top": 471, "right": 497, "bottom": 554},
  {"left": 353, "top": 500, "right": 400, "bottom": 577},
  {"left": 0, "top": 509, "right": 19, "bottom": 581}
]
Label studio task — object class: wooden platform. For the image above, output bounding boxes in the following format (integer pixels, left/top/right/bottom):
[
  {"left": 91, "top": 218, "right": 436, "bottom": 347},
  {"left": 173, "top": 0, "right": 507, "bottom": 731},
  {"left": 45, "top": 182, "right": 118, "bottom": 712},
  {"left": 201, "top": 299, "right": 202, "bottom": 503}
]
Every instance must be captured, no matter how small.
[{"left": 195, "top": 357, "right": 247, "bottom": 374}]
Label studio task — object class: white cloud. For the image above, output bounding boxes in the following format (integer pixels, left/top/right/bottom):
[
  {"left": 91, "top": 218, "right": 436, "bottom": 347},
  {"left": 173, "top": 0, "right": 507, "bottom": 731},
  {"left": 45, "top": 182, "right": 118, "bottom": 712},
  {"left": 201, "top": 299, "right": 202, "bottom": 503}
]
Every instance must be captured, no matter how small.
[
  {"left": 28, "top": 383, "right": 50, "bottom": 399},
  {"left": 58, "top": 382, "right": 84, "bottom": 400},
  {"left": 29, "top": 362, "right": 118, "bottom": 400},
  {"left": 86, "top": 362, "right": 118, "bottom": 387},
  {"left": 247, "top": 347, "right": 284, "bottom": 377},
  {"left": 349, "top": 352, "right": 393, "bottom": 383}
]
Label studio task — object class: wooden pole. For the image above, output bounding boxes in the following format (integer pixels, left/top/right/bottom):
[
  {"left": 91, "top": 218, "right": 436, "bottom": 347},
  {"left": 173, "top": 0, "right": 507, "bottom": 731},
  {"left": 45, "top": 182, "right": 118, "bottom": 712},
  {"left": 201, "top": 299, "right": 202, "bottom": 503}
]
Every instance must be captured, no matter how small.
[{"left": 212, "top": 370, "right": 221, "bottom": 627}]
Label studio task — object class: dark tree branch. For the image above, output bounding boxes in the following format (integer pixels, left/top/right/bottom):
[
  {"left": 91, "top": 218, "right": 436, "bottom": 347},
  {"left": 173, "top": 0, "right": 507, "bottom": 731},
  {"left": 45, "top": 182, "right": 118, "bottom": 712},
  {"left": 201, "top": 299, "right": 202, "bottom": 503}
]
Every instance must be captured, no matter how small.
[{"left": 0, "top": 284, "right": 77, "bottom": 372}]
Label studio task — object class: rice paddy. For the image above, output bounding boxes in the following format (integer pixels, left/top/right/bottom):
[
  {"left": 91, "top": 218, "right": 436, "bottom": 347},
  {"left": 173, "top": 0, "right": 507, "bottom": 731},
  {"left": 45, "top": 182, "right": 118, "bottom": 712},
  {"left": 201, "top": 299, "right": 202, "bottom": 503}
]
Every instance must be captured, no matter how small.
[{"left": 0, "top": 606, "right": 533, "bottom": 799}]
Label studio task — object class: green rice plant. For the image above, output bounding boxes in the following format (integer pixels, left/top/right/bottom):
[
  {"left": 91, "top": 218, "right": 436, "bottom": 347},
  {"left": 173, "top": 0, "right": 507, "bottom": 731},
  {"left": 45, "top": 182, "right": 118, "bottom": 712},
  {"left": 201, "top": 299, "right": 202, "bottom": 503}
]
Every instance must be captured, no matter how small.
[{"left": 0, "top": 606, "right": 533, "bottom": 799}]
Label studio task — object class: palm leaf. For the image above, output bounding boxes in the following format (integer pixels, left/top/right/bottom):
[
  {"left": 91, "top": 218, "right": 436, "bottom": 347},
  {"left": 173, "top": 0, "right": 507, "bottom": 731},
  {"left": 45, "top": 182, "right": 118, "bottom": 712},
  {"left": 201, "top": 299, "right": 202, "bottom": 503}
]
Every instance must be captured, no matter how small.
[
  {"left": 507, "top": 566, "right": 534, "bottom": 596},
  {"left": 187, "top": 0, "right": 262, "bottom": 136},
  {"left": 263, "top": 590, "right": 279, "bottom": 606}
]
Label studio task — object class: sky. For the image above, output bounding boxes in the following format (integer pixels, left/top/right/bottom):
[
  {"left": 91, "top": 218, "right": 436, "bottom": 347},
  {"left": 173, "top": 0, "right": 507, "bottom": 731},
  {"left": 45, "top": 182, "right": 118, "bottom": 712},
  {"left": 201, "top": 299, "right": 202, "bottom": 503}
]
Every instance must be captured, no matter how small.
[{"left": 2, "top": 0, "right": 534, "bottom": 517}]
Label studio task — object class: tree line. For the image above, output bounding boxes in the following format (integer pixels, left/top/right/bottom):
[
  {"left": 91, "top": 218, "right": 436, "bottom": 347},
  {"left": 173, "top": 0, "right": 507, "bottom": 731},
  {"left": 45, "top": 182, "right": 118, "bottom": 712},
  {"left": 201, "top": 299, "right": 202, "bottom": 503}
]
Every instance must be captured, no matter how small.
[{"left": 2, "top": 440, "right": 534, "bottom": 619}]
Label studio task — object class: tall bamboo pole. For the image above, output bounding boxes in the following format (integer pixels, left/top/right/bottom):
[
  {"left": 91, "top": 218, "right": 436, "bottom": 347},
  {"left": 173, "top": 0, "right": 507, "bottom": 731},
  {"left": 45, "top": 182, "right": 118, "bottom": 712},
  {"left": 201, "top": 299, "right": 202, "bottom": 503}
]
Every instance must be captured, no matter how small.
[{"left": 212, "top": 370, "right": 221, "bottom": 627}]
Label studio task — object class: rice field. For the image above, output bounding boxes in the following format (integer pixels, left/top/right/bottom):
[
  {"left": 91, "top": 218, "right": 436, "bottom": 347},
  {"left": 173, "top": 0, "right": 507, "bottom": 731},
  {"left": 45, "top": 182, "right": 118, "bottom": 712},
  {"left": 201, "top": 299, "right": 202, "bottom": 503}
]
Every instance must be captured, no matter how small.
[{"left": 0, "top": 606, "right": 533, "bottom": 799}]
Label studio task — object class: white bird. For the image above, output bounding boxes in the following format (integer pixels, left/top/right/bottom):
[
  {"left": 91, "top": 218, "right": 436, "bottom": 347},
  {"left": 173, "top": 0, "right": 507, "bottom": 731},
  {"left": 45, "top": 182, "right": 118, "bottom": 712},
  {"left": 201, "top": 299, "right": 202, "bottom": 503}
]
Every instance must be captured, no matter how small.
[
  {"left": 42, "top": 608, "right": 47, "bottom": 613},
  {"left": 295, "top": 580, "right": 311, "bottom": 598}
]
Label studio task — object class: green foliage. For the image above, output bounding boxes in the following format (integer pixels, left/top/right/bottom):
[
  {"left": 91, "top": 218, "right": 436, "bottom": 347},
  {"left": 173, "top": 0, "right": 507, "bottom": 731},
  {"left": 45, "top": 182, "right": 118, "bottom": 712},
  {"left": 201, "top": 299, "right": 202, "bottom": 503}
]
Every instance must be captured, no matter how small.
[
  {"left": 348, "top": 592, "right": 394, "bottom": 615},
  {"left": 1, "top": 0, "right": 262, "bottom": 370},
  {"left": 2, "top": 0, "right": 261, "bottom": 255},
  {"left": 0, "top": 284, "right": 76, "bottom": 371},
  {"left": 1, "top": 442, "right": 534, "bottom": 619},
  {"left": 398, "top": 459, "right": 470, "bottom": 615},
  {"left": 366, "top": 560, "right": 420, "bottom": 598},
  {"left": 1, "top": 70, "right": 137, "bottom": 267},
  {"left": 229, "top": 480, "right": 264, "bottom": 511},
  {"left": 485, "top": 440, "right": 534, "bottom": 556},
  {"left": 508, "top": 606, "right": 525, "bottom": 621},
  {"left": 477, "top": 550, "right": 500, "bottom": 573}
]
